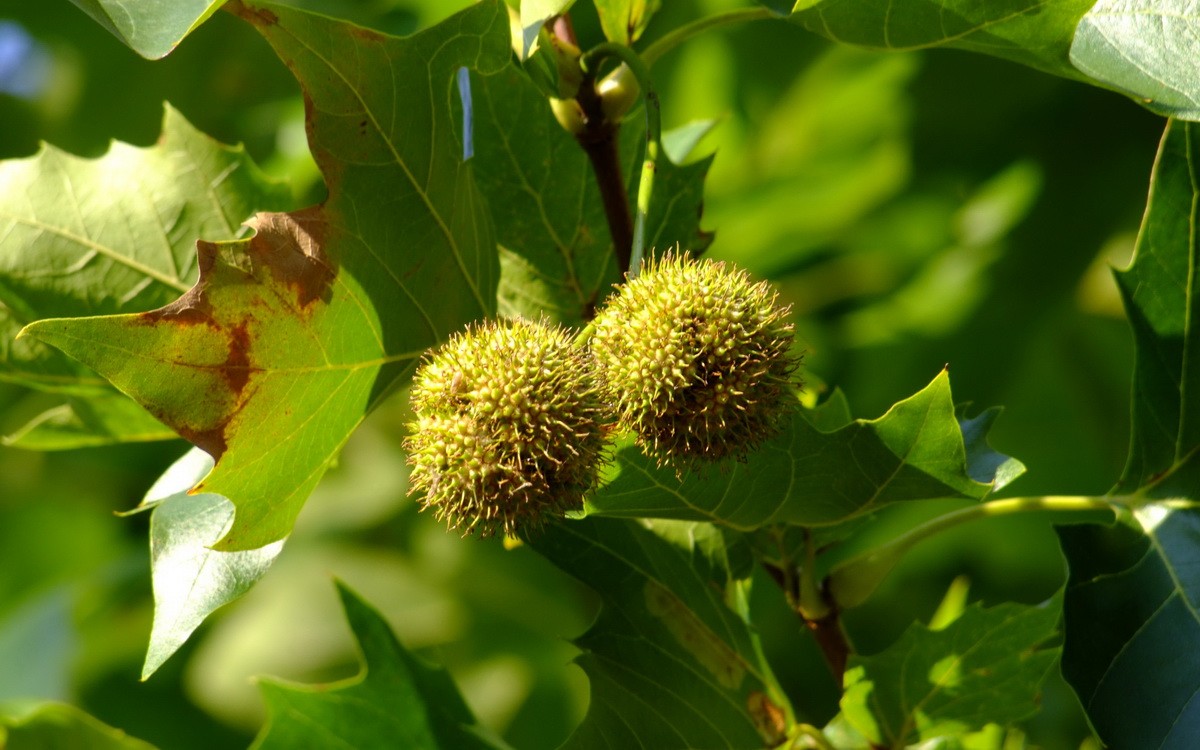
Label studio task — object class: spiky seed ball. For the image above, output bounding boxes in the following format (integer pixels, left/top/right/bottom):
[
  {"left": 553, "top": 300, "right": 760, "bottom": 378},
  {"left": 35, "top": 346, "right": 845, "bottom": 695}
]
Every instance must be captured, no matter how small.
[
  {"left": 591, "top": 253, "right": 799, "bottom": 464},
  {"left": 405, "top": 318, "right": 607, "bottom": 537}
]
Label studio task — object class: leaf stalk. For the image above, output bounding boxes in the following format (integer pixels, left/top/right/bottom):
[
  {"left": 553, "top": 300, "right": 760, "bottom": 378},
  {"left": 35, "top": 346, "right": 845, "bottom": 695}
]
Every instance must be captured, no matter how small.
[
  {"left": 827, "top": 496, "right": 1118, "bottom": 610},
  {"left": 640, "top": 7, "right": 777, "bottom": 68}
]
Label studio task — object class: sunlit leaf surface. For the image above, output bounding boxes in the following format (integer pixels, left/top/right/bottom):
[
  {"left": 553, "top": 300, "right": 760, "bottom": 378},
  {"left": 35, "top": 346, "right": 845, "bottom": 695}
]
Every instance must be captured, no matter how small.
[
  {"left": 68, "top": 0, "right": 225, "bottom": 59},
  {"left": 23, "top": 1, "right": 508, "bottom": 550},
  {"left": 0, "top": 105, "right": 288, "bottom": 446},
  {"left": 1071, "top": 0, "right": 1200, "bottom": 120},
  {"left": 839, "top": 597, "right": 1060, "bottom": 747},
  {"left": 588, "top": 371, "right": 1023, "bottom": 530}
]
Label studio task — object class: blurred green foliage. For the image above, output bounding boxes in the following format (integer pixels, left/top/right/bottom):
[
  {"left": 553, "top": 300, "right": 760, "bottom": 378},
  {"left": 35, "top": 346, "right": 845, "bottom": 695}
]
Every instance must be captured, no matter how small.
[{"left": 0, "top": 0, "right": 1165, "bottom": 747}]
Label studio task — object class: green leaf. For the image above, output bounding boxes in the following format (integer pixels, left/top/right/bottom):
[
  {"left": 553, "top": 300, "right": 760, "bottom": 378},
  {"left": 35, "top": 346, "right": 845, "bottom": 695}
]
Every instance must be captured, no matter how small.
[
  {"left": 2, "top": 393, "right": 176, "bottom": 450},
  {"left": 1060, "top": 115, "right": 1200, "bottom": 748},
  {"left": 587, "top": 370, "right": 1023, "bottom": 530},
  {"left": 594, "top": 0, "right": 662, "bottom": 46},
  {"left": 0, "top": 702, "right": 158, "bottom": 750},
  {"left": 528, "top": 518, "right": 790, "bottom": 749},
  {"left": 1112, "top": 119, "right": 1200, "bottom": 495},
  {"left": 839, "top": 597, "right": 1061, "bottom": 748},
  {"left": 660, "top": 118, "right": 719, "bottom": 164},
  {"left": 251, "top": 581, "right": 511, "bottom": 750},
  {"left": 0, "top": 105, "right": 287, "bottom": 447},
  {"left": 959, "top": 407, "right": 1026, "bottom": 489},
  {"left": 1060, "top": 507, "right": 1200, "bottom": 748},
  {"left": 1060, "top": 119, "right": 1200, "bottom": 749},
  {"left": 22, "top": 1, "right": 509, "bottom": 550},
  {"left": 782, "top": 0, "right": 1095, "bottom": 80},
  {"left": 141, "top": 448, "right": 284, "bottom": 680},
  {"left": 473, "top": 67, "right": 711, "bottom": 325},
  {"left": 67, "top": 0, "right": 225, "bottom": 59},
  {"left": 1070, "top": 0, "right": 1200, "bottom": 120},
  {"left": 473, "top": 64, "right": 617, "bottom": 324},
  {"left": 0, "top": 105, "right": 288, "bottom": 392}
]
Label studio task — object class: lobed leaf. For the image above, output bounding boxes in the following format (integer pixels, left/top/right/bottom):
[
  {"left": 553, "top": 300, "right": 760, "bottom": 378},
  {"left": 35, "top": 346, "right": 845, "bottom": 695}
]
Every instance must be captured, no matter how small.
[
  {"left": 67, "top": 0, "right": 226, "bottom": 59},
  {"left": 528, "top": 518, "right": 789, "bottom": 749},
  {"left": 251, "top": 581, "right": 510, "bottom": 750},
  {"left": 838, "top": 596, "right": 1061, "bottom": 748},
  {"left": 1061, "top": 119, "right": 1200, "bottom": 748},
  {"left": 22, "top": 0, "right": 510, "bottom": 550},
  {"left": 587, "top": 370, "right": 1023, "bottom": 530},
  {"left": 0, "top": 105, "right": 288, "bottom": 447}
]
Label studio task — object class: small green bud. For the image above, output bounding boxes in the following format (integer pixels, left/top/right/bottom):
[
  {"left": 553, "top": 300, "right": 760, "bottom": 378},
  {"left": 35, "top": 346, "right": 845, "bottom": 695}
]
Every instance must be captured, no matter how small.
[
  {"left": 549, "top": 96, "right": 587, "bottom": 136},
  {"left": 597, "top": 63, "right": 640, "bottom": 125},
  {"left": 406, "top": 318, "right": 607, "bottom": 537},
  {"left": 591, "top": 253, "right": 800, "bottom": 465}
]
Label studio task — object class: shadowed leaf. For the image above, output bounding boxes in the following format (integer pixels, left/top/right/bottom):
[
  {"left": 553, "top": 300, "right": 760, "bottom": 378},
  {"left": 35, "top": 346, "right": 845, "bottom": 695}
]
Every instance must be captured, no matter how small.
[
  {"left": 2, "top": 393, "right": 176, "bottom": 450},
  {"left": 528, "top": 518, "right": 789, "bottom": 749},
  {"left": 1061, "top": 119, "right": 1200, "bottom": 748},
  {"left": 780, "top": 0, "right": 1095, "bottom": 80},
  {"left": 473, "top": 66, "right": 711, "bottom": 325},
  {"left": 0, "top": 702, "right": 157, "bottom": 749},
  {"left": 1061, "top": 507, "right": 1200, "bottom": 749}
]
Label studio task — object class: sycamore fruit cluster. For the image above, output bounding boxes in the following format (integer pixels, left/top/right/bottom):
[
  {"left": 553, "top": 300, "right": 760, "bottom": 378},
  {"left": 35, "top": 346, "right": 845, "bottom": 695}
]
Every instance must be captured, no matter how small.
[
  {"left": 404, "top": 319, "right": 607, "bottom": 538},
  {"left": 406, "top": 255, "right": 800, "bottom": 536},
  {"left": 591, "top": 254, "right": 798, "bottom": 464}
]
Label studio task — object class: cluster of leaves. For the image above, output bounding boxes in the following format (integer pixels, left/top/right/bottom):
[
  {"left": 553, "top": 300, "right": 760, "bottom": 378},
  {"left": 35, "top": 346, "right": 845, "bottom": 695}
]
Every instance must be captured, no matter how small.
[{"left": 1, "top": 0, "right": 1199, "bottom": 748}]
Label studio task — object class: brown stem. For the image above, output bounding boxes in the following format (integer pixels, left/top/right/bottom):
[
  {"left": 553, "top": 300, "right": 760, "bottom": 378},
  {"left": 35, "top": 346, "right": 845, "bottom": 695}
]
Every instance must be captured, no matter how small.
[
  {"left": 575, "top": 108, "right": 632, "bottom": 275},
  {"left": 805, "top": 610, "right": 849, "bottom": 686},
  {"left": 762, "top": 553, "right": 851, "bottom": 686},
  {"left": 547, "top": 13, "right": 633, "bottom": 279}
]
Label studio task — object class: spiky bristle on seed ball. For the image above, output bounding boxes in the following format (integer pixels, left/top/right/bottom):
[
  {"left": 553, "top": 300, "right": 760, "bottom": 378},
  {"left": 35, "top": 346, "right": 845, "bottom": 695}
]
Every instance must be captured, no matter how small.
[
  {"left": 405, "top": 318, "right": 607, "bottom": 537},
  {"left": 591, "top": 253, "right": 801, "bottom": 465}
]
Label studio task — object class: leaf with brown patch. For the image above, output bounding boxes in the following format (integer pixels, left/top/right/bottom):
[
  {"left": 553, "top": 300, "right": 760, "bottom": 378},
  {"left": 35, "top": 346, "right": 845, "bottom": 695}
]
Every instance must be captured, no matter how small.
[
  {"left": 0, "top": 105, "right": 290, "bottom": 448},
  {"left": 21, "top": 0, "right": 510, "bottom": 549}
]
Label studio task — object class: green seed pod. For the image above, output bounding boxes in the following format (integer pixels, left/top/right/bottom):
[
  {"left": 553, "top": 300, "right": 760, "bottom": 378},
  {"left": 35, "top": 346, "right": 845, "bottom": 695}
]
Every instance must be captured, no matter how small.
[
  {"left": 405, "top": 318, "right": 607, "bottom": 537},
  {"left": 591, "top": 254, "right": 800, "bottom": 465}
]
